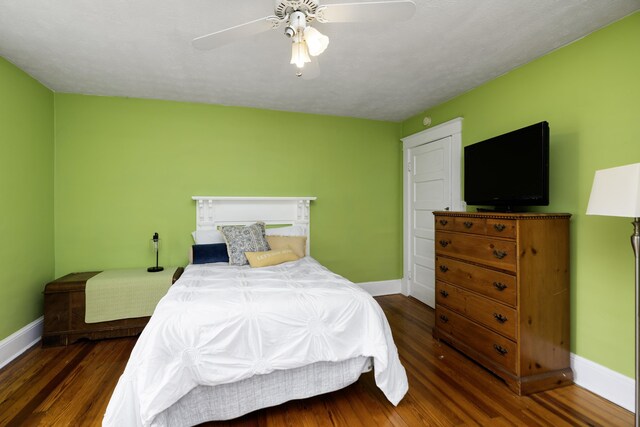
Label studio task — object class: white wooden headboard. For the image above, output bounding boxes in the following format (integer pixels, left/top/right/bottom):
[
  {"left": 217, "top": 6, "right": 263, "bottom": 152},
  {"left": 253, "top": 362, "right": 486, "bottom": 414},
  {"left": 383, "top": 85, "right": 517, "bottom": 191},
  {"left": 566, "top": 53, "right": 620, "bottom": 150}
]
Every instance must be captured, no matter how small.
[{"left": 192, "top": 196, "right": 317, "bottom": 255}]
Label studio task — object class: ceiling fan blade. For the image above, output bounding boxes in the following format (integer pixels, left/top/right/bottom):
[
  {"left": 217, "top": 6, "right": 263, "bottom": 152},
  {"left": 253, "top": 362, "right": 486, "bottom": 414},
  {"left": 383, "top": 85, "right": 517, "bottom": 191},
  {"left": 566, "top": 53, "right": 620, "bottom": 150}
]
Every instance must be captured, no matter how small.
[
  {"left": 316, "top": 0, "right": 416, "bottom": 23},
  {"left": 193, "top": 16, "right": 279, "bottom": 50}
]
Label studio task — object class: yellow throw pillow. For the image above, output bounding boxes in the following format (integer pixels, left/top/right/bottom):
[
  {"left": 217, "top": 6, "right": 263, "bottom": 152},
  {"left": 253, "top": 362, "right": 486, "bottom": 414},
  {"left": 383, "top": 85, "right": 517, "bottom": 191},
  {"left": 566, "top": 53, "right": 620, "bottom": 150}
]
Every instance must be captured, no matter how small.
[
  {"left": 266, "top": 235, "right": 307, "bottom": 258},
  {"left": 245, "top": 248, "right": 300, "bottom": 268}
]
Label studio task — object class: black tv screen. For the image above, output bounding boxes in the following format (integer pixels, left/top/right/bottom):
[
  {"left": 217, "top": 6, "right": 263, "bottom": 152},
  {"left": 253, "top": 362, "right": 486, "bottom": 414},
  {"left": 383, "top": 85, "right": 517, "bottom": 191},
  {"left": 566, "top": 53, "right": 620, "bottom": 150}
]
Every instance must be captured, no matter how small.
[{"left": 464, "top": 121, "right": 549, "bottom": 210}]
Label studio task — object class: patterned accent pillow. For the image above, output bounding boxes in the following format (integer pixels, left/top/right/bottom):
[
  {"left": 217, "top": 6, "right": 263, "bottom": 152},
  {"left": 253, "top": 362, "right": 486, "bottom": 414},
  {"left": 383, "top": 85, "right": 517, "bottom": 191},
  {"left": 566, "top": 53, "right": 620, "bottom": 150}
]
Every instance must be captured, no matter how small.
[{"left": 220, "top": 222, "right": 270, "bottom": 265}]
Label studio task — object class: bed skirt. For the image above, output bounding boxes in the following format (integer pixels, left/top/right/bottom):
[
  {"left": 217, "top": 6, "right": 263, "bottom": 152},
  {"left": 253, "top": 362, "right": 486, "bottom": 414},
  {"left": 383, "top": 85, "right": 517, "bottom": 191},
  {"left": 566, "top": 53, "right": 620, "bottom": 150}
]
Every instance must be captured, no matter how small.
[{"left": 152, "top": 356, "right": 373, "bottom": 426}]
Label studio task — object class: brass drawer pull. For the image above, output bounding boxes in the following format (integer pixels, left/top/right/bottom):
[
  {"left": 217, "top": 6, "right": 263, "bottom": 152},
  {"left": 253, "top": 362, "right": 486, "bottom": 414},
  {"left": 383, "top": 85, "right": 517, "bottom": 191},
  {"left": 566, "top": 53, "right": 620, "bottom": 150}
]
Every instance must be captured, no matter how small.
[
  {"left": 439, "top": 290, "right": 449, "bottom": 298},
  {"left": 463, "top": 221, "right": 474, "bottom": 229},
  {"left": 439, "top": 265, "right": 449, "bottom": 273},
  {"left": 493, "top": 344, "right": 508, "bottom": 356},
  {"left": 439, "top": 314, "right": 449, "bottom": 323},
  {"left": 439, "top": 240, "right": 450, "bottom": 248},
  {"left": 439, "top": 219, "right": 448, "bottom": 226},
  {"left": 494, "top": 223, "right": 506, "bottom": 232},
  {"left": 493, "top": 250, "right": 507, "bottom": 259},
  {"left": 493, "top": 282, "right": 507, "bottom": 291},
  {"left": 493, "top": 313, "right": 508, "bottom": 323}
]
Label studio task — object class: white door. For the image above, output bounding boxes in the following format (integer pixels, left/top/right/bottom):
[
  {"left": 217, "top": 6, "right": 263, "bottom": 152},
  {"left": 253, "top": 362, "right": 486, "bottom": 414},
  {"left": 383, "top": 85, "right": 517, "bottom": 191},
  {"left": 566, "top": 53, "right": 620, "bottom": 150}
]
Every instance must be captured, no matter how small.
[{"left": 407, "top": 137, "right": 452, "bottom": 307}]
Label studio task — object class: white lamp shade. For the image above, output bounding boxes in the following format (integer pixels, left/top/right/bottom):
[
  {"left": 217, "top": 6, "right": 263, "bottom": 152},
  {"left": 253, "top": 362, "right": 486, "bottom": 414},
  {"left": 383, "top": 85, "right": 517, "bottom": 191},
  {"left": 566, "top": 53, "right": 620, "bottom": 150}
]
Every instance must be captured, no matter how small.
[
  {"left": 586, "top": 162, "right": 640, "bottom": 217},
  {"left": 290, "top": 41, "right": 311, "bottom": 68},
  {"left": 304, "top": 26, "right": 329, "bottom": 57}
]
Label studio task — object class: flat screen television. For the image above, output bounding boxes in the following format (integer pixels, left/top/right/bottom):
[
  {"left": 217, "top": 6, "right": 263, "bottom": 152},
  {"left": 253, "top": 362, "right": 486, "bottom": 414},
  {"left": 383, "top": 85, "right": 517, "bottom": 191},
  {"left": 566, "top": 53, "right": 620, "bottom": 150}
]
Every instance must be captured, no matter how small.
[{"left": 464, "top": 121, "right": 549, "bottom": 211}]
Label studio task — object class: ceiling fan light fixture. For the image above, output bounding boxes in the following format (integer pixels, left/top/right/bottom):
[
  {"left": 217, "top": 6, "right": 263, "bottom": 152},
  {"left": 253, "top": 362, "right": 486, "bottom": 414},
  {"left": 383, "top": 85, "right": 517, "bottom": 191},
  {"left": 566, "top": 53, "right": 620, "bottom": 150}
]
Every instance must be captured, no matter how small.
[
  {"left": 304, "top": 26, "right": 329, "bottom": 57},
  {"left": 291, "top": 41, "right": 311, "bottom": 68},
  {"left": 193, "top": 0, "right": 418, "bottom": 76}
]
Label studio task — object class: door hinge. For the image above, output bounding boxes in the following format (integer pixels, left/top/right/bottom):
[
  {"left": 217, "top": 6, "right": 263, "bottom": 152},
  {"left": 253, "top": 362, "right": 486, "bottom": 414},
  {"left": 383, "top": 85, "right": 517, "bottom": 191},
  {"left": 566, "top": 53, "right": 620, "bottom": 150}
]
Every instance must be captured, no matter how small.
[
  {"left": 407, "top": 271, "right": 412, "bottom": 280},
  {"left": 407, "top": 161, "right": 412, "bottom": 172}
]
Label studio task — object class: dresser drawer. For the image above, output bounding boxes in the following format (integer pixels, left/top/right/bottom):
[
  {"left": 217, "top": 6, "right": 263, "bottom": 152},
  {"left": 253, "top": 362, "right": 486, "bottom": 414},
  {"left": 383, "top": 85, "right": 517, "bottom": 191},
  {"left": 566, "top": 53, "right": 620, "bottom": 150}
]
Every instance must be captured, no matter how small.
[
  {"left": 436, "top": 281, "right": 517, "bottom": 340},
  {"left": 435, "top": 256, "right": 516, "bottom": 306},
  {"left": 436, "top": 306, "right": 517, "bottom": 374},
  {"left": 452, "top": 217, "right": 486, "bottom": 235},
  {"left": 435, "top": 216, "right": 455, "bottom": 231},
  {"left": 435, "top": 231, "right": 517, "bottom": 272},
  {"left": 486, "top": 218, "right": 517, "bottom": 239}
]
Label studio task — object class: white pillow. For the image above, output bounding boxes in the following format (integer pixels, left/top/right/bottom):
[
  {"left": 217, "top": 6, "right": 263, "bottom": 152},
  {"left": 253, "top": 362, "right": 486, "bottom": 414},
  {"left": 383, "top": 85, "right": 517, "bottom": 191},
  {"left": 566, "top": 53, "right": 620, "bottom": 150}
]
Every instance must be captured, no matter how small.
[
  {"left": 265, "top": 225, "right": 307, "bottom": 237},
  {"left": 192, "top": 229, "right": 226, "bottom": 244}
]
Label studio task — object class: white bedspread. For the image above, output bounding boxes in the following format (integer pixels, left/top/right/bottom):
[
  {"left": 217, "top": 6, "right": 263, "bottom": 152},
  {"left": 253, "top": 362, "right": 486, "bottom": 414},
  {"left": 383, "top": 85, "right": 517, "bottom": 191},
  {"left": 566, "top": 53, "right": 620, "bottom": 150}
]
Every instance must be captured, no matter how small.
[{"left": 103, "top": 257, "right": 408, "bottom": 426}]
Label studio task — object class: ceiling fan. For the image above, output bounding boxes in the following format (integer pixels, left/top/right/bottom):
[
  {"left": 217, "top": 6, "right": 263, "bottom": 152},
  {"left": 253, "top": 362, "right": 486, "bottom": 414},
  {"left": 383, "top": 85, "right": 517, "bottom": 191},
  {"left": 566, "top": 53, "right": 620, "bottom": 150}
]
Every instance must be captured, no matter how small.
[{"left": 193, "top": 0, "right": 417, "bottom": 78}]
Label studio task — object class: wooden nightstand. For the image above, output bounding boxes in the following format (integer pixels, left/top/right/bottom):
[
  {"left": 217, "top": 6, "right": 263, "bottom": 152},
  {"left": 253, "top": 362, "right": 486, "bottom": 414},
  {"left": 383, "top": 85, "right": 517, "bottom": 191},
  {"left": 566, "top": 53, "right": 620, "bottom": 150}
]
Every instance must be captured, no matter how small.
[{"left": 42, "top": 267, "right": 184, "bottom": 347}]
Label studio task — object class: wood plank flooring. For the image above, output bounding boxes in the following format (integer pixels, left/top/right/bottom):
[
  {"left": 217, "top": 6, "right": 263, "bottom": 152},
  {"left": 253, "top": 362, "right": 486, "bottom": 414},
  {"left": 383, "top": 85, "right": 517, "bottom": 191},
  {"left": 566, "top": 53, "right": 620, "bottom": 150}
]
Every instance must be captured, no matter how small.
[{"left": 0, "top": 295, "right": 633, "bottom": 426}]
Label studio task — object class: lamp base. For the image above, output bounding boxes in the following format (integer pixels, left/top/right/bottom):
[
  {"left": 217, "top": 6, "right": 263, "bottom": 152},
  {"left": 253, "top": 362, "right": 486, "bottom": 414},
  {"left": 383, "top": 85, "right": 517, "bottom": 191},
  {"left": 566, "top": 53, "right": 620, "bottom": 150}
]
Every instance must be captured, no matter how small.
[
  {"left": 632, "top": 218, "right": 639, "bottom": 427},
  {"left": 147, "top": 266, "right": 164, "bottom": 273}
]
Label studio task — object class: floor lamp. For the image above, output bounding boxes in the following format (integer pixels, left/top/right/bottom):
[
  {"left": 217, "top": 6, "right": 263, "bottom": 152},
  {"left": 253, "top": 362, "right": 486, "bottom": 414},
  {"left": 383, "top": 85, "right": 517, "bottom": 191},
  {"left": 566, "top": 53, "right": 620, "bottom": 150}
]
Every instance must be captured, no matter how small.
[{"left": 587, "top": 162, "right": 640, "bottom": 425}]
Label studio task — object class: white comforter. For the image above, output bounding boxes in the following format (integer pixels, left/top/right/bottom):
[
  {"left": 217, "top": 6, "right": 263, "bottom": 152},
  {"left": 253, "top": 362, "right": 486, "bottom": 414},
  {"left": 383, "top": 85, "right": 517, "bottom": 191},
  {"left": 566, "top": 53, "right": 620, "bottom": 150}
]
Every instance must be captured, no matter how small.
[{"left": 103, "top": 257, "right": 408, "bottom": 426}]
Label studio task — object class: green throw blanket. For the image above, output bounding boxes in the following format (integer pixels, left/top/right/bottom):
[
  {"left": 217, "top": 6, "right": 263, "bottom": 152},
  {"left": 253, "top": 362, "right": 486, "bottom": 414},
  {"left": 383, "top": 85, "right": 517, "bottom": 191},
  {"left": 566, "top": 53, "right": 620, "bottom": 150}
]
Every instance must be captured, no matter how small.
[{"left": 85, "top": 267, "right": 178, "bottom": 323}]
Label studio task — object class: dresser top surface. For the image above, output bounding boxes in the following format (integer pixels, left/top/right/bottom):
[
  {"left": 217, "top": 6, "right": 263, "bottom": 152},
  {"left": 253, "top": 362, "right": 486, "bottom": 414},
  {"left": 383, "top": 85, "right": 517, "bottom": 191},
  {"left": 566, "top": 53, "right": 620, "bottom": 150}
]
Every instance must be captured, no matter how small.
[{"left": 433, "top": 211, "right": 571, "bottom": 220}]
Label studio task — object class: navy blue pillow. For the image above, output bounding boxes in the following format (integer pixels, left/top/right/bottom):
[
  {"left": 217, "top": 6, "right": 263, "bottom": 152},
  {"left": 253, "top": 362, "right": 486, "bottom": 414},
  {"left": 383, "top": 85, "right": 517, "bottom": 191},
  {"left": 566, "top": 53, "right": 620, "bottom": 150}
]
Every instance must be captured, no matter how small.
[{"left": 192, "top": 243, "right": 229, "bottom": 264}]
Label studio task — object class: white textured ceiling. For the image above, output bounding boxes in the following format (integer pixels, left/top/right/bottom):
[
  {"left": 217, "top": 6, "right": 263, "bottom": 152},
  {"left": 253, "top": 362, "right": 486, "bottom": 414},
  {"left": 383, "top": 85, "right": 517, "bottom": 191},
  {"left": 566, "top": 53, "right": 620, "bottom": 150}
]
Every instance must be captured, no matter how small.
[{"left": 0, "top": 1, "right": 638, "bottom": 121}]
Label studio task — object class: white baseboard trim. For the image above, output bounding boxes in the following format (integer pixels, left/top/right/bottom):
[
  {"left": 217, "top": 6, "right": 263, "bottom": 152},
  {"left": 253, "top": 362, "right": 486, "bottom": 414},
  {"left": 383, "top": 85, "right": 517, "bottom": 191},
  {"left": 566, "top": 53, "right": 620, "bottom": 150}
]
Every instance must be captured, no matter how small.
[
  {"left": 571, "top": 352, "right": 635, "bottom": 412},
  {"left": 400, "top": 278, "right": 409, "bottom": 296},
  {"left": 357, "top": 279, "right": 402, "bottom": 296},
  {"left": 0, "top": 316, "right": 43, "bottom": 370}
]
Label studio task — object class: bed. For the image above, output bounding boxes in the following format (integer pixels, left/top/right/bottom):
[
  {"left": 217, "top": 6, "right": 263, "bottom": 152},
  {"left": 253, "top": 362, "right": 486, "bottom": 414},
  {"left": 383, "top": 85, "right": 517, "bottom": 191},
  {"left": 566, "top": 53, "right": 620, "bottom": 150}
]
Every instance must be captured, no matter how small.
[{"left": 103, "top": 197, "right": 408, "bottom": 426}]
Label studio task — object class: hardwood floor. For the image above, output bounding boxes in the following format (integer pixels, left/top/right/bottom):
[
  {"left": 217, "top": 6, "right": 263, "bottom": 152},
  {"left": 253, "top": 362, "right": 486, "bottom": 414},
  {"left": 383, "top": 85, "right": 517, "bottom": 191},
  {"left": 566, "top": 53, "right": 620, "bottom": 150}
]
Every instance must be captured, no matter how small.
[{"left": 0, "top": 295, "right": 633, "bottom": 426}]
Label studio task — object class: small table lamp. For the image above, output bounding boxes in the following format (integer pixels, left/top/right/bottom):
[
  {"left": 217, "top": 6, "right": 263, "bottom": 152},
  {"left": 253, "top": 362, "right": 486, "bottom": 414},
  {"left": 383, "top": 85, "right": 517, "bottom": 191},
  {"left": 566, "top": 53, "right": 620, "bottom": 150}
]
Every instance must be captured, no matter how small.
[
  {"left": 147, "top": 232, "right": 164, "bottom": 273},
  {"left": 587, "top": 162, "right": 640, "bottom": 424}
]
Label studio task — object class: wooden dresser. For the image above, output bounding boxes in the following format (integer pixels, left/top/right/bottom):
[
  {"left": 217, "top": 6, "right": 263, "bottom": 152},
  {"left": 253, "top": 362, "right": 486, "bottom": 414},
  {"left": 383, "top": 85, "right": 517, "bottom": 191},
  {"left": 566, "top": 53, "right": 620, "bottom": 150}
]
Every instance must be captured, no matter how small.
[{"left": 432, "top": 211, "right": 572, "bottom": 395}]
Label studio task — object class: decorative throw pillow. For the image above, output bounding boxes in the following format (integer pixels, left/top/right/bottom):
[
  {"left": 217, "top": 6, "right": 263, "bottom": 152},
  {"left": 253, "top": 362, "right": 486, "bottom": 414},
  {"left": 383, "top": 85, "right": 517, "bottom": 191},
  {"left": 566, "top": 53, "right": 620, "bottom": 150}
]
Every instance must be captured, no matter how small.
[
  {"left": 191, "top": 229, "right": 226, "bottom": 244},
  {"left": 220, "top": 222, "right": 270, "bottom": 265},
  {"left": 266, "top": 235, "right": 306, "bottom": 258},
  {"left": 265, "top": 225, "right": 307, "bottom": 237},
  {"left": 191, "top": 243, "right": 229, "bottom": 264},
  {"left": 245, "top": 248, "right": 300, "bottom": 268}
]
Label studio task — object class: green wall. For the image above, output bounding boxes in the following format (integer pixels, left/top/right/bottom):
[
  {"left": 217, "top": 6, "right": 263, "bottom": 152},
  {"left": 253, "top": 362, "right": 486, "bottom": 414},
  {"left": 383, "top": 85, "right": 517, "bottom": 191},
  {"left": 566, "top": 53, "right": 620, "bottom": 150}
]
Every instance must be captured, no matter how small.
[
  {"left": 402, "top": 12, "right": 640, "bottom": 378},
  {"left": 54, "top": 95, "right": 402, "bottom": 283},
  {"left": 0, "top": 58, "right": 54, "bottom": 340}
]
